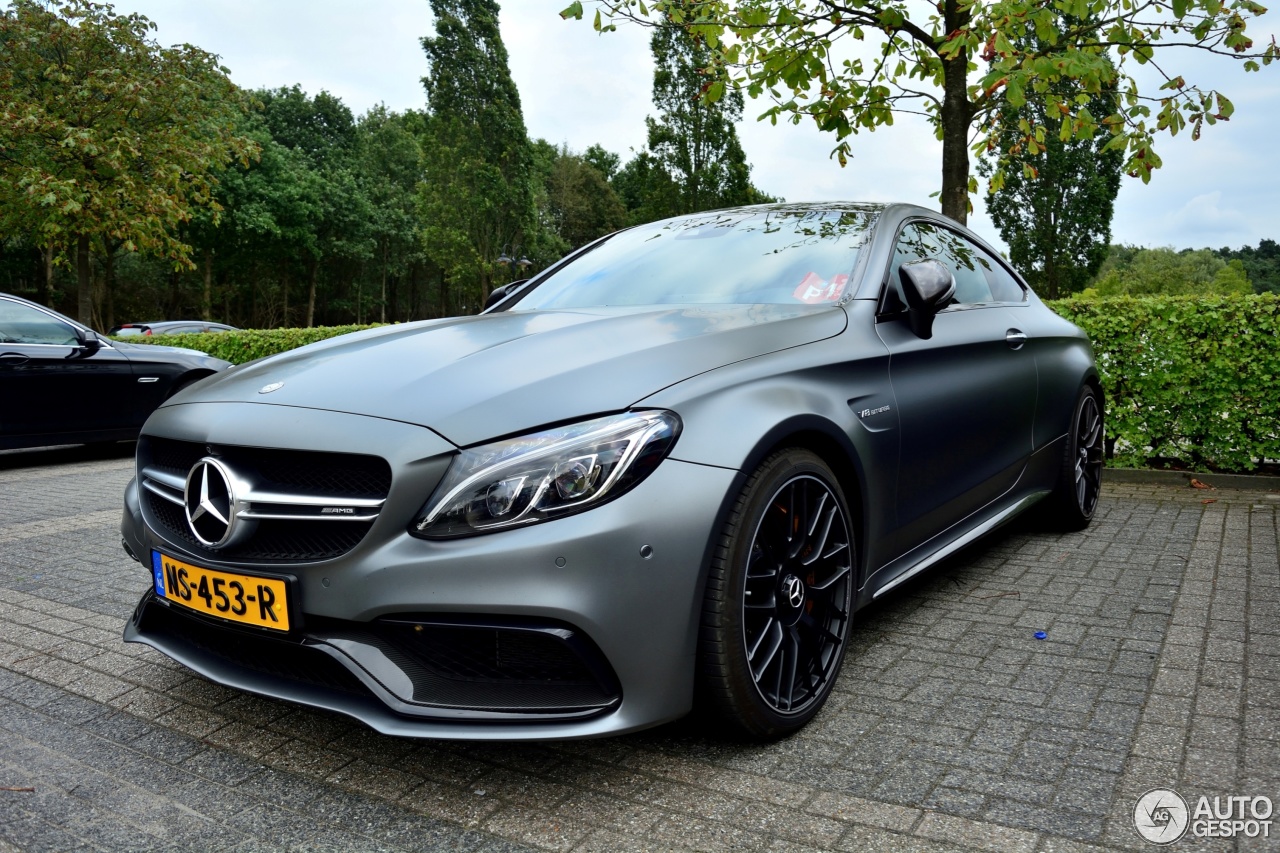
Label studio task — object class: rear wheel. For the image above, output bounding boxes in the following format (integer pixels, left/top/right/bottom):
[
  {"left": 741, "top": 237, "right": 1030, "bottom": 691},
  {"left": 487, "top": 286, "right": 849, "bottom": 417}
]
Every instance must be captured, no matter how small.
[
  {"left": 698, "top": 449, "right": 855, "bottom": 739},
  {"left": 1044, "top": 385, "right": 1104, "bottom": 530}
]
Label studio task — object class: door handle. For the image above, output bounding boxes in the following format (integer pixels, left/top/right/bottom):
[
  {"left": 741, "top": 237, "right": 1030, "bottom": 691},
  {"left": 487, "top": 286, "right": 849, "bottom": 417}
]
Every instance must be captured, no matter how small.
[
  {"left": 0, "top": 352, "right": 30, "bottom": 366},
  {"left": 1005, "top": 329, "right": 1028, "bottom": 349}
]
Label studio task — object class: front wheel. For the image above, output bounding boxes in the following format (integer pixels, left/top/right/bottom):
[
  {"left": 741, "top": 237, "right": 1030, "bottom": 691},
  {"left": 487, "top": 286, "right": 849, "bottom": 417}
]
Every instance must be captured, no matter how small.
[
  {"left": 698, "top": 449, "right": 855, "bottom": 740},
  {"left": 1044, "top": 385, "right": 1104, "bottom": 530}
]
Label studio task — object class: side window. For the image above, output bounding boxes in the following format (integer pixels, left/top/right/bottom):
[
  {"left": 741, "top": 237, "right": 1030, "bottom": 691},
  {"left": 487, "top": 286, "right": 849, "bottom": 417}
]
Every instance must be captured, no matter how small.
[
  {"left": 884, "top": 221, "right": 1011, "bottom": 311},
  {"left": 983, "top": 260, "right": 1027, "bottom": 303},
  {"left": 0, "top": 300, "right": 78, "bottom": 345}
]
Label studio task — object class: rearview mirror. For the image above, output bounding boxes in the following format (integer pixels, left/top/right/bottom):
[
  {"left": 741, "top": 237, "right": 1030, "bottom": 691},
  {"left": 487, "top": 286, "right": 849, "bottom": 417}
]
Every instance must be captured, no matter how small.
[{"left": 899, "top": 259, "right": 956, "bottom": 340}]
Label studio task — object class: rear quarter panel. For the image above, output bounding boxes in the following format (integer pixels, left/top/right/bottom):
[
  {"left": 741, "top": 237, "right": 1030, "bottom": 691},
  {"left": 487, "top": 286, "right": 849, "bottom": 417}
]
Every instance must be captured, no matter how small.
[{"left": 1019, "top": 293, "right": 1099, "bottom": 450}]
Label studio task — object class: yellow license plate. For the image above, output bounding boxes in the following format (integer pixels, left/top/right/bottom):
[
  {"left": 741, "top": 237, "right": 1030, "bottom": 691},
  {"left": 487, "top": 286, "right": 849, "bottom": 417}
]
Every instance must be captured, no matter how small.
[{"left": 151, "top": 551, "right": 291, "bottom": 632}]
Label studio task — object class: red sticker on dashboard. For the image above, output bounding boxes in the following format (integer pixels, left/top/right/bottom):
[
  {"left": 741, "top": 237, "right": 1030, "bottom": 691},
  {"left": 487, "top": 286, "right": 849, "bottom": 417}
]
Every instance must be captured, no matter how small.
[{"left": 793, "top": 273, "right": 847, "bottom": 304}]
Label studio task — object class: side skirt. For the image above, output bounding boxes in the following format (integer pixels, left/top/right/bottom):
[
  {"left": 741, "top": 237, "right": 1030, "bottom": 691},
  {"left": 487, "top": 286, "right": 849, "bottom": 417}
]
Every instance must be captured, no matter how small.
[
  {"left": 864, "top": 434, "right": 1066, "bottom": 601},
  {"left": 872, "top": 490, "right": 1048, "bottom": 600}
]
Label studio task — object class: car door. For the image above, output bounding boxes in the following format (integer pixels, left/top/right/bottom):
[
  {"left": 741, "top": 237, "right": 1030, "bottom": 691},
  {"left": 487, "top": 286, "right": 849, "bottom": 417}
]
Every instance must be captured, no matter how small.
[
  {"left": 874, "top": 220, "right": 1037, "bottom": 557},
  {"left": 0, "top": 297, "right": 136, "bottom": 441}
]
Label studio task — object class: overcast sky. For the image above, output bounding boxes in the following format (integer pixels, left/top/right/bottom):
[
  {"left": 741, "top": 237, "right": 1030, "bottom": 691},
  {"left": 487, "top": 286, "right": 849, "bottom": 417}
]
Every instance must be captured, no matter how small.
[{"left": 120, "top": 0, "right": 1280, "bottom": 252}]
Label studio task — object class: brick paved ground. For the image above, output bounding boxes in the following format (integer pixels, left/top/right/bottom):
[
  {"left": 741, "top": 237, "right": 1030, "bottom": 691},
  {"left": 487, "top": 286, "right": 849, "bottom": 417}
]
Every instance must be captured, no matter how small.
[{"left": 0, "top": 444, "right": 1276, "bottom": 852}]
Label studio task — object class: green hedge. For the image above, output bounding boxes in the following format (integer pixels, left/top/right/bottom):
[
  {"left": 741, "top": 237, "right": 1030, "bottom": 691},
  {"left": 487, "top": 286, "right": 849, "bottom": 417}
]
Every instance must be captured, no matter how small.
[
  {"left": 1047, "top": 294, "right": 1280, "bottom": 472},
  {"left": 117, "top": 324, "right": 384, "bottom": 364},
  {"left": 123, "top": 294, "right": 1280, "bottom": 473}
]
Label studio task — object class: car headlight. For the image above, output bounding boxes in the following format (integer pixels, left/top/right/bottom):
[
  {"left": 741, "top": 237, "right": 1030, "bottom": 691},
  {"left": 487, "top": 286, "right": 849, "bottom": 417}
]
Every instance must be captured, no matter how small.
[{"left": 412, "top": 410, "right": 681, "bottom": 538}]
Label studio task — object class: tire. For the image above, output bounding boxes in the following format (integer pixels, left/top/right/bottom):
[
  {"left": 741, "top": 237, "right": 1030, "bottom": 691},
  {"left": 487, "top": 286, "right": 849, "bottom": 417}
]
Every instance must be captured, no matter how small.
[
  {"left": 1043, "top": 385, "right": 1104, "bottom": 531},
  {"left": 698, "top": 449, "right": 855, "bottom": 740}
]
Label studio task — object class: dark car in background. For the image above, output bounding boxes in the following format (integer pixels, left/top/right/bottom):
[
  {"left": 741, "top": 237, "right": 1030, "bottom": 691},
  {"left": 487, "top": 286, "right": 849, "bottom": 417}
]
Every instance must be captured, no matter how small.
[
  {"left": 0, "top": 293, "right": 231, "bottom": 450},
  {"left": 109, "top": 321, "right": 240, "bottom": 337},
  {"left": 120, "top": 203, "right": 1103, "bottom": 741}
]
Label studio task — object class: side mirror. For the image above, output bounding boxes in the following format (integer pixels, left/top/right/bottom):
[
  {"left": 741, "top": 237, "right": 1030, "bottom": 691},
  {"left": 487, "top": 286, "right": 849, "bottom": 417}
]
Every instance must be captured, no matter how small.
[
  {"left": 899, "top": 259, "right": 956, "bottom": 340},
  {"left": 70, "top": 326, "right": 102, "bottom": 357},
  {"left": 484, "top": 279, "right": 529, "bottom": 312}
]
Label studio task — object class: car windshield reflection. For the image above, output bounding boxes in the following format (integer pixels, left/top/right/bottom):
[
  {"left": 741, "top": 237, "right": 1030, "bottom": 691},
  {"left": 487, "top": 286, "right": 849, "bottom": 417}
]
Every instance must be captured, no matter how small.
[{"left": 513, "top": 205, "right": 881, "bottom": 310}]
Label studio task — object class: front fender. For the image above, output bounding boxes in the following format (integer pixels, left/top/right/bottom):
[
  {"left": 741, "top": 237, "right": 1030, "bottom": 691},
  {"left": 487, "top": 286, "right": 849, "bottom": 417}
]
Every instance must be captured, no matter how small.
[{"left": 636, "top": 307, "right": 900, "bottom": 587}]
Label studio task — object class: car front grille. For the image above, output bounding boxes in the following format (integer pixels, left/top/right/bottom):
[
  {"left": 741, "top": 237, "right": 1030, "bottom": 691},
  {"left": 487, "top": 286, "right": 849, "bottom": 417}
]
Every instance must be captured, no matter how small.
[{"left": 138, "top": 436, "right": 391, "bottom": 564}]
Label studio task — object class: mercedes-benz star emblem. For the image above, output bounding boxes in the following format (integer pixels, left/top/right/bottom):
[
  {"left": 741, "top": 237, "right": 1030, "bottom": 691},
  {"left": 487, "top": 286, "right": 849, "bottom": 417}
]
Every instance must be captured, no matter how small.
[
  {"left": 783, "top": 575, "right": 805, "bottom": 609},
  {"left": 184, "top": 457, "right": 240, "bottom": 548},
  {"left": 258, "top": 381, "right": 284, "bottom": 394}
]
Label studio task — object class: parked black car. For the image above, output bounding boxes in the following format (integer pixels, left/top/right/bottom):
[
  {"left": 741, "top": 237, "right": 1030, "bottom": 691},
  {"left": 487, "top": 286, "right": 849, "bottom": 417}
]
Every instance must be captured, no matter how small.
[
  {"left": 109, "top": 321, "right": 240, "bottom": 336},
  {"left": 0, "top": 293, "right": 231, "bottom": 450}
]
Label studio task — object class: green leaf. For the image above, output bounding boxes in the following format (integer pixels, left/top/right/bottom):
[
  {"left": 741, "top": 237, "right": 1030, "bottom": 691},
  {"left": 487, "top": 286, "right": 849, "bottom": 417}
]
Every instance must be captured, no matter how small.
[{"left": 559, "top": 2, "right": 584, "bottom": 21}]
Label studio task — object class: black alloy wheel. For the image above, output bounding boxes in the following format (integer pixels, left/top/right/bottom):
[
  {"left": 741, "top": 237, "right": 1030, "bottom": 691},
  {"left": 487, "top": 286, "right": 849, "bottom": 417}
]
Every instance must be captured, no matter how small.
[
  {"left": 699, "top": 449, "right": 854, "bottom": 739},
  {"left": 1045, "top": 385, "right": 1104, "bottom": 530},
  {"left": 1073, "top": 391, "right": 1104, "bottom": 516}
]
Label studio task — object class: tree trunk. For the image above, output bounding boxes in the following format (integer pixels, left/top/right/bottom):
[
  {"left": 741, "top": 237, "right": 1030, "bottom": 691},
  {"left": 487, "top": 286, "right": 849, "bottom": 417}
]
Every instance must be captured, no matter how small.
[
  {"left": 1044, "top": 249, "right": 1058, "bottom": 300},
  {"left": 43, "top": 244, "right": 55, "bottom": 308},
  {"left": 306, "top": 259, "right": 318, "bottom": 328},
  {"left": 167, "top": 268, "right": 180, "bottom": 320},
  {"left": 103, "top": 243, "right": 115, "bottom": 331},
  {"left": 76, "top": 234, "right": 92, "bottom": 326},
  {"left": 221, "top": 268, "right": 231, "bottom": 324},
  {"left": 380, "top": 242, "right": 388, "bottom": 324},
  {"left": 202, "top": 248, "right": 214, "bottom": 321},
  {"left": 939, "top": 0, "right": 973, "bottom": 224},
  {"left": 281, "top": 269, "right": 289, "bottom": 328},
  {"left": 409, "top": 262, "right": 419, "bottom": 322}
]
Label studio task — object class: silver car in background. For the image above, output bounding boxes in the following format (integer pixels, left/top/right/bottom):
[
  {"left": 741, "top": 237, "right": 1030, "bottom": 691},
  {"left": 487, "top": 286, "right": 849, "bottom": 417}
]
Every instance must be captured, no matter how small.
[{"left": 121, "top": 203, "right": 1102, "bottom": 740}]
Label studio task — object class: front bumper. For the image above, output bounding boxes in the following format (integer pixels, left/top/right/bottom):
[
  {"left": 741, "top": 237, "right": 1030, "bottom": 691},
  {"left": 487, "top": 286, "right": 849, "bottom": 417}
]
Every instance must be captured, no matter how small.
[{"left": 121, "top": 402, "right": 740, "bottom": 740}]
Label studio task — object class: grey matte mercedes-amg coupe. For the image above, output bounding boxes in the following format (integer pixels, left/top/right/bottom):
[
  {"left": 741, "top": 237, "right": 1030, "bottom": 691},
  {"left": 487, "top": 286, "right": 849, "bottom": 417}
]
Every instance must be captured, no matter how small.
[{"left": 120, "top": 203, "right": 1103, "bottom": 741}]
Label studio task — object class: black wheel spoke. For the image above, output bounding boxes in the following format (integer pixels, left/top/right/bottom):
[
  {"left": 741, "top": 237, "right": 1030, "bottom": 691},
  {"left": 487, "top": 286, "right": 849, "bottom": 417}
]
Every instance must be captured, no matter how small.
[
  {"left": 782, "top": 630, "right": 799, "bottom": 710},
  {"left": 802, "top": 504, "right": 837, "bottom": 566},
  {"left": 750, "top": 619, "right": 783, "bottom": 682},
  {"left": 746, "top": 547, "right": 778, "bottom": 579}
]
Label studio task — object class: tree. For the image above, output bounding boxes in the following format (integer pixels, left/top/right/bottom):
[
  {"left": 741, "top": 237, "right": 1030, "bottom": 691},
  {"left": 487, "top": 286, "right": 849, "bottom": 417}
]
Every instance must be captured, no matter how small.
[
  {"left": 1215, "top": 239, "right": 1280, "bottom": 294},
  {"left": 979, "top": 17, "right": 1123, "bottom": 299},
  {"left": 421, "top": 0, "right": 537, "bottom": 313},
  {"left": 531, "top": 140, "right": 628, "bottom": 251},
  {"left": 583, "top": 143, "right": 622, "bottom": 181},
  {"left": 565, "top": 0, "right": 1277, "bottom": 225},
  {"left": 645, "top": 22, "right": 765, "bottom": 213},
  {"left": 357, "top": 106, "right": 426, "bottom": 322},
  {"left": 0, "top": 0, "right": 257, "bottom": 324},
  {"left": 1087, "top": 245, "right": 1252, "bottom": 295},
  {"left": 258, "top": 87, "right": 373, "bottom": 327},
  {"left": 612, "top": 150, "right": 682, "bottom": 223}
]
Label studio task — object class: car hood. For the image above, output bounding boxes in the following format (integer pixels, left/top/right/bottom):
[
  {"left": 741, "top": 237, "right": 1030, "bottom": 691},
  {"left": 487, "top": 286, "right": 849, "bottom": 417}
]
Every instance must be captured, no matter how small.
[{"left": 172, "top": 304, "right": 846, "bottom": 446}]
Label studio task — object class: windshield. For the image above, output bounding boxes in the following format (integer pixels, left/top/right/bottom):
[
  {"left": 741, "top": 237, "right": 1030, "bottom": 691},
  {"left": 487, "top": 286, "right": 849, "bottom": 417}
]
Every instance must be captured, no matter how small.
[{"left": 511, "top": 206, "right": 880, "bottom": 310}]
